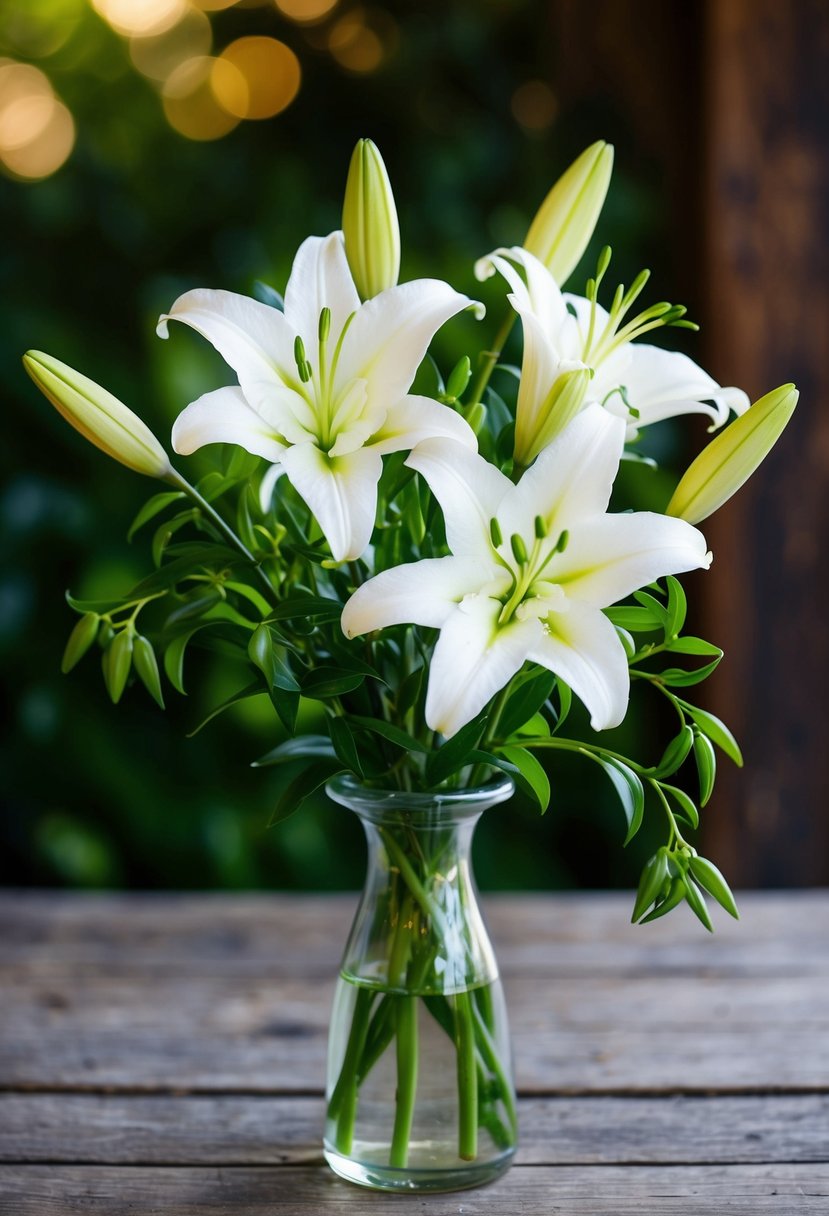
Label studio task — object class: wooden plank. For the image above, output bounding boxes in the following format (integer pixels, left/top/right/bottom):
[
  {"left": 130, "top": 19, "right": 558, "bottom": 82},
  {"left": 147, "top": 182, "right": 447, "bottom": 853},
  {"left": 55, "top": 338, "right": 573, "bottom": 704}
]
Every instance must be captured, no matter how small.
[
  {"left": 700, "top": 0, "right": 829, "bottom": 885},
  {"left": 2, "top": 891, "right": 827, "bottom": 976},
  {"left": 1, "top": 1094, "right": 826, "bottom": 1167},
  {"left": 0, "top": 1164, "right": 827, "bottom": 1213},
  {"left": 1, "top": 966, "right": 827, "bottom": 1093}
]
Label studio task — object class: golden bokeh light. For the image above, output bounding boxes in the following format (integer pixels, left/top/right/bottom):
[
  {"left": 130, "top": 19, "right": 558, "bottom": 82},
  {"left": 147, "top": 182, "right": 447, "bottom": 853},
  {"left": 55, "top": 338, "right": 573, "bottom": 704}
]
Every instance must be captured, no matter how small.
[
  {"left": 275, "top": 0, "right": 339, "bottom": 23},
  {"left": 130, "top": 7, "right": 213, "bottom": 83},
  {"left": 0, "top": 93, "right": 55, "bottom": 151},
  {"left": 191, "top": 0, "right": 240, "bottom": 10},
  {"left": 162, "top": 56, "right": 240, "bottom": 140},
  {"left": 217, "top": 37, "right": 300, "bottom": 120},
  {"left": 1, "top": 100, "right": 75, "bottom": 180},
  {"left": 92, "top": 0, "right": 190, "bottom": 39},
  {"left": 0, "top": 61, "right": 53, "bottom": 109},
  {"left": 511, "top": 80, "right": 558, "bottom": 132},
  {"left": 328, "top": 8, "right": 394, "bottom": 74}
]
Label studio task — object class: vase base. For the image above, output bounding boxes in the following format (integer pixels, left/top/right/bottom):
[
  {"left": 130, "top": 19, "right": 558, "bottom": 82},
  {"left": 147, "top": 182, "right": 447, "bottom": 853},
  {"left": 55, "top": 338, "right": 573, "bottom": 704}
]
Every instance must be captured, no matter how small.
[{"left": 323, "top": 1144, "right": 516, "bottom": 1193}]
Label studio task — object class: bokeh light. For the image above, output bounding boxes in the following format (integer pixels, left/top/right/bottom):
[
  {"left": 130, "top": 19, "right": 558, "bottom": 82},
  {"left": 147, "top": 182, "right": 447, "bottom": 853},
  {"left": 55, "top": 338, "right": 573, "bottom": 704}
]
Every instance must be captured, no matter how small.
[
  {"left": 275, "top": 0, "right": 339, "bottom": 23},
  {"left": 92, "top": 0, "right": 190, "bottom": 39},
  {"left": 328, "top": 8, "right": 395, "bottom": 74},
  {"left": 0, "top": 59, "right": 75, "bottom": 181},
  {"left": 192, "top": 0, "right": 239, "bottom": 10},
  {"left": 129, "top": 7, "right": 213, "bottom": 83},
  {"left": 511, "top": 80, "right": 558, "bottom": 132},
  {"left": 162, "top": 55, "right": 241, "bottom": 140},
  {"left": 217, "top": 36, "right": 300, "bottom": 119}
]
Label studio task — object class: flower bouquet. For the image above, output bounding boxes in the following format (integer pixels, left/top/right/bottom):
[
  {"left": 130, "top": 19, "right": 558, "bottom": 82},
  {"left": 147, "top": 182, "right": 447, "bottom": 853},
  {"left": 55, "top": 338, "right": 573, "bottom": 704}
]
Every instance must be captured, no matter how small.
[{"left": 25, "top": 139, "right": 797, "bottom": 1192}]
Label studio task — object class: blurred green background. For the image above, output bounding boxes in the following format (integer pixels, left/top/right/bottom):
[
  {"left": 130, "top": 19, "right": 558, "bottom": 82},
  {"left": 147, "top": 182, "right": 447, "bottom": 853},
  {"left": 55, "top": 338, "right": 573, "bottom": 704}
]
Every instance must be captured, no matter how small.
[{"left": 0, "top": 0, "right": 732, "bottom": 891}]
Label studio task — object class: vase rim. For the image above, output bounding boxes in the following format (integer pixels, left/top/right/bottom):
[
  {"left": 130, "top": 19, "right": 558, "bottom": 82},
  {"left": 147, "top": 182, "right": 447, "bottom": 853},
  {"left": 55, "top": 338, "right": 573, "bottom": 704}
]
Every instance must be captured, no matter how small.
[{"left": 325, "top": 772, "right": 515, "bottom": 820}]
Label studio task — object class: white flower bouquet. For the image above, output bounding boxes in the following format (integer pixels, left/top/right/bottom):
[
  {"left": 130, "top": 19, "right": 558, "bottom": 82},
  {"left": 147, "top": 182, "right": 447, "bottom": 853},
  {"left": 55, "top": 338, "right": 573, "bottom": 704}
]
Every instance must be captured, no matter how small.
[{"left": 25, "top": 139, "right": 797, "bottom": 1191}]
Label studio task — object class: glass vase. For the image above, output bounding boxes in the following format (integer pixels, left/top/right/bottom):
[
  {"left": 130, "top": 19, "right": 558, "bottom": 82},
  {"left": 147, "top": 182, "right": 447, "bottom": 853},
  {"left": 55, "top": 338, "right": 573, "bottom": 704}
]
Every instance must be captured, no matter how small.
[{"left": 323, "top": 773, "right": 517, "bottom": 1192}]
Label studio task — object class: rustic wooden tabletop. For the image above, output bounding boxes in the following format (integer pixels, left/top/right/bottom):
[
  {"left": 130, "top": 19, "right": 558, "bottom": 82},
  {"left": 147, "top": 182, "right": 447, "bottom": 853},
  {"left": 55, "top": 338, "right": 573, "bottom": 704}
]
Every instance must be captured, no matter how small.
[{"left": 0, "top": 890, "right": 827, "bottom": 1213}]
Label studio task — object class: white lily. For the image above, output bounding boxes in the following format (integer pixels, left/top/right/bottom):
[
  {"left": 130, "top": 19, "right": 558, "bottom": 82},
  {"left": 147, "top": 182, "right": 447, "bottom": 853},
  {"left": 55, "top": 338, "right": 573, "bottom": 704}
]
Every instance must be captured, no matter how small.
[
  {"left": 342, "top": 404, "right": 710, "bottom": 738},
  {"left": 158, "top": 231, "right": 479, "bottom": 561},
  {"left": 476, "top": 245, "right": 749, "bottom": 468}
]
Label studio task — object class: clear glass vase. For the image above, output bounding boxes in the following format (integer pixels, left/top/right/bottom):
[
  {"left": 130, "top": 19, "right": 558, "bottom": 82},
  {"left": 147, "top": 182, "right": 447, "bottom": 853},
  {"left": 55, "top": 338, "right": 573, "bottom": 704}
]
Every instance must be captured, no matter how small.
[{"left": 323, "top": 773, "right": 518, "bottom": 1193}]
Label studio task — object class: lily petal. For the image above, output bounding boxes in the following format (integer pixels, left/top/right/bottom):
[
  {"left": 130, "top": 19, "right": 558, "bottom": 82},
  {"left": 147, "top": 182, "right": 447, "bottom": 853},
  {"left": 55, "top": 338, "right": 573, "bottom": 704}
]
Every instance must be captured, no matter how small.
[
  {"left": 337, "top": 279, "right": 479, "bottom": 405},
  {"left": 171, "top": 386, "right": 286, "bottom": 463},
  {"left": 619, "top": 344, "right": 750, "bottom": 433},
  {"left": 425, "top": 594, "right": 540, "bottom": 738},
  {"left": 477, "top": 246, "right": 569, "bottom": 336},
  {"left": 370, "top": 394, "right": 477, "bottom": 455},
  {"left": 158, "top": 289, "right": 298, "bottom": 393},
  {"left": 500, "top": 403, "right": 625, "bottom": 541},
  {"left": 342, "top": 556, "right": 499, "bottom": 637},
  {"left": 283, "top": 232, "right": 360, "bottom": 351},
  {"left": 258, "top": 463, "right": 283, "bottom": 513},
  {"left": 529, "top": 605, "right": 629, "bottom": 730},
  {"left": 553, "top": 512, "right": 711, "bottom": 606},
  {"left": 279, "top": 442, "right": 383, "bottom": 562},
  {"left": 406, "top": 438, "right": 512, "bottom": 558}
]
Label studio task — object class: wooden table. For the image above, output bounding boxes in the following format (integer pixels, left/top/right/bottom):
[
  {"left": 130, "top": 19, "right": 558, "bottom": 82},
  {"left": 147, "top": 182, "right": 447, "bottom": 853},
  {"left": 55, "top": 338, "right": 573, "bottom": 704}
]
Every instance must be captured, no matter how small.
[{"left": 1, "top": 891, "right": 827, "bottom": 1213}]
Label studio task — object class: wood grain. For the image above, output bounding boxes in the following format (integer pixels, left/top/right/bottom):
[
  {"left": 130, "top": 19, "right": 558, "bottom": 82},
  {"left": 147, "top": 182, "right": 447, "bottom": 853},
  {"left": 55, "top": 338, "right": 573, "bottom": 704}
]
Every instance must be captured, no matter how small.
[{"left": 1, "top": 1164, "right": 827, "bottom": 1214}]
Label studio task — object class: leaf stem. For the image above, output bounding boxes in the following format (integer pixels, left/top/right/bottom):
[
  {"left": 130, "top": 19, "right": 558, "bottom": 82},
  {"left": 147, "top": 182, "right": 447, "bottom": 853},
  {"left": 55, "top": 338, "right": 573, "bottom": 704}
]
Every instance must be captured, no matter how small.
[
  {"left": 170, "top": 470, "right": 274, "bottom": 596},
  {"left": 467, "top": 312, "right": 516, "bottom": 407}
]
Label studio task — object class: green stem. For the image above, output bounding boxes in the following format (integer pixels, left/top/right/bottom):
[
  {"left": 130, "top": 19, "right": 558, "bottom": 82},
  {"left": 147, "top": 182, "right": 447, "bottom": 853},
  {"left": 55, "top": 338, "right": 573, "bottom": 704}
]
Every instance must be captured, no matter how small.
[
  {"left": 390, "top": 995, "right": 418, "bottom": 1167},
  {"left": 467, "top": 312, "right": 516, "bottom": 407},
  {"left": 454, "top": 990, "right": 478, "bottom": 1160},
  {"left": 472, "top": 1002, "right": 517, "bottom": 1136},
  {"left": 329, "top": 985, "right": 374, "bottom": 1150},
  {"left": 170, "top": 470, "right": 274, "bottom": 596}
]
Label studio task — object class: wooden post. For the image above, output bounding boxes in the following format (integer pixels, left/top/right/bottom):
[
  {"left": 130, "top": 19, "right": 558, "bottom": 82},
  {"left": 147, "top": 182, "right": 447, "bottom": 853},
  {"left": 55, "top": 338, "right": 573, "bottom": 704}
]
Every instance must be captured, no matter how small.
[{"left": 701, "top": 0, "right": 829, "bottom": 884}]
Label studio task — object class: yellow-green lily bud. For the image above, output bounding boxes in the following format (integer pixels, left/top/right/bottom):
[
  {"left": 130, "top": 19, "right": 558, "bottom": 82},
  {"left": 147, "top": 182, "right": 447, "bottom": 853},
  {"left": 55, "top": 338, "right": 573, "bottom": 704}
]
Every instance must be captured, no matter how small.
[
  {"left": 342, "top": 138, "right": 401, "bottom": 300},
  {"left": 514, "top": 366, "right": 591, "bottom": 469},
  {"left": 666, "top": 383, "right": 798, "bottom": 524},
  {"left": 23, "top": 351, "right": 172, "bottom": 480},
  {"left": 525, "top": 140, "right": 614, "bottom": 285}
]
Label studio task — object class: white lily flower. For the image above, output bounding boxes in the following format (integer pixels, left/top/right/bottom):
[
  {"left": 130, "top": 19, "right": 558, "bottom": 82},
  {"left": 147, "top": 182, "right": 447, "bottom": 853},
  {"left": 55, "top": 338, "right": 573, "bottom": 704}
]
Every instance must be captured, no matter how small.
[
  {"left": 343, "top": 404, "right": 710, "bottom": 738},
  {"left": 158, "top": 231, "right": 480, "bottom": 561},
  {"left": 476, "top": 245, "right": 749, "bottom": 467}
]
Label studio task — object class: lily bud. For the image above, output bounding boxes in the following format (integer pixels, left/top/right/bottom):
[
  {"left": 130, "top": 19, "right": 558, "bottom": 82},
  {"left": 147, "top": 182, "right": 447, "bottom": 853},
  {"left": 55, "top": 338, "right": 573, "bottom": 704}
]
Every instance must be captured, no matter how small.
[
  {"left": 524, "top": 140, "right": 614, "bottom": 285},
  {"left": 342, "top": 138, "right": 401, "bottom": 300},
  {"left": 514, "top": 366, "right": 591, "bottom": 469},
  {"left": 23, "top": 351, "right": 172, "bottom": 480},
  {"left": 666, "top": 383, "right": 798, "bottom": 524}
]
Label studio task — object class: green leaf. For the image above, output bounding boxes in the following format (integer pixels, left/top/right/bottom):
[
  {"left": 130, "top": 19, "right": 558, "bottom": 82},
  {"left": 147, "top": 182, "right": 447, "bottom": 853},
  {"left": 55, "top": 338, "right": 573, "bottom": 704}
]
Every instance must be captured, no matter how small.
[
  {"left": 328, "top": 716, "right": 364, "bottom": 777},
  {"left": 253, "top": 735, "right": 336, "bottom": 767},
  {"left": 639, "top": 876, "right": 685, "bottom": 924},
  {"left": 61, "top": 613, "right": 100, "bottom": 674},
  {"left": 650, "top": 725, "right": 694, "bottom": 778},
  {"left": 499, "top": 745, "right": 551, "bottom": 813},
  {"left": 585, "top": 752, "right": 644, "bottom": 845},
  {"left": 396, "top": 667, "right": 423, "bottom": 718},
  {"left": 152, "top": 509, "right": 200, "bottom": 568},
  {"left": 103, "top": 629, "right": 133, "bottom": 704},
  {"left": 269, "top": 759, "right": 345, "bottom": 827},
  {"left": 224, "top": 580, "right": 271, "bottom": 619},
  {"left": 682, "top": 874, "right": 714, "bottom": 932},
  {"left": 186, "top": 682, "right": 263, "bottom": 737},
  {"left": 346, "top": 715, "right": 429, "bottom": 753},
  {"left": 631, "top": 849, "right": 670, "bottom": 922},
  {"left": 605, "top": 606, "right": 663, "bottom": 632},
  {"left": 302, "top": 668, "right": 366, "bottom": 699},
  {"left": 268, "top": 686, "right": 300, "bottom": 734},
  {"left": 633, "top": 590, "right": 669, "bottom": 629},
  {"left": 661, "top": 783, "right": 699, "bottom": 829},
  {"left": 553, "top": 678, "right": 572, "bottom": 733},
  {"left": 688, "top": 855, "right": 739, "bottom": 919},
  {"left": 133, "top": 635, "right": 165, "bottom": 708},
  {"left": 693, "top": 731, "right": 716, "bottom": 806},
  {"left": 427, "top": 715, "right": 488, "bottom": 787},
  {"left": 658, "top": 657, "right": 722, "bottom": 687},
  {"left": 163, "top": 626, "right": 208, "bottom": 695},
  {"left": 129, "top": 545, "right": 241, "bottom": 597},
  {"left": 164, "top": 590, "right": 223, "bottom": 629},
  {"left": 514, "top": 710, "right": 550, "bottom": 738},
  {"left": 664, "top": 576, "right": 687, "bottom": 638},
  {"left": 679, "top": 703, "right": 743, "bottom": 766},
  {"left": 265, "top": 595, "right": 342, "bottom": 624},
  {"left": 66, "top": 591, "right": 123, "bottom": 614},
  {"left": 666, "top": 637, "right": 723, "bottom": 657},
  {"left": 498, "top": 671, "right": 556, "bottom": 740},
  {"left": 127, "top": 491, "right": 186, "bottom": 542},
  {"left": 247, "top": 624, "right": 300, "bottom": 692}
]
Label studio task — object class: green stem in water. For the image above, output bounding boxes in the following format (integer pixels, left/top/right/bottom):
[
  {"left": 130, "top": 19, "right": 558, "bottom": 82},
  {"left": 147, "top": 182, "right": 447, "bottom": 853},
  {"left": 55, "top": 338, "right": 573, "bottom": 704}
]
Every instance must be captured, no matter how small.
[
  {"left": 454, "top": 989, "right": 479, "bottom": 1160},
  {"left": 330, "top": 985, "right": 374, "bottom": 1151},
  {"left": 390, "top": 995, "right": 418, "bottom": 1167}
]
